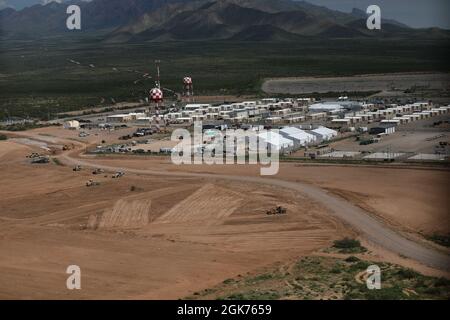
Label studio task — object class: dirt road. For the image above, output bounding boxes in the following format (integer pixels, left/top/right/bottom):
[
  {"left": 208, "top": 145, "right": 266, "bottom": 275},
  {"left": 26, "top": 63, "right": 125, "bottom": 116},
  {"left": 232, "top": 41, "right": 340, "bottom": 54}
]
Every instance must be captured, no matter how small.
[
  {"left": 262, "top": 72, "right": 450, "bottom": 94},
  {"left": 59, "top": 153, "right": 450, "bottom": 272}
]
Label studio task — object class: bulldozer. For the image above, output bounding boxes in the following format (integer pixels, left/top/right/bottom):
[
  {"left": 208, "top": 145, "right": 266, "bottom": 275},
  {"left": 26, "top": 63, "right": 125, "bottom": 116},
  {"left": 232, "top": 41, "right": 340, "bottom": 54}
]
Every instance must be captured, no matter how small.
[
  {"left": 86, "top": 179, "right": 100, "bottom": 187},
  {"left": 31, "top": 156, "right": 50, "bottom": 164},
  {"left": 112, "top": 171, "right": 125, "bottom": 178},
  {"left": 92, "top": 168, "right": 104, "bottom": 175},
  {"left": 62, "top": 144, "right": 74, "bottom": 151},
  {"left": 266, "top": 206, "right": 287, "bottom": 216}
]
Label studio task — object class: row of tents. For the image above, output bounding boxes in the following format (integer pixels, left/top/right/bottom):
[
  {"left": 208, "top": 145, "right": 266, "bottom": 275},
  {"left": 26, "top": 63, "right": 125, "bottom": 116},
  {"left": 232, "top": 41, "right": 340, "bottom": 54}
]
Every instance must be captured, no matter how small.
[{"left": 261, "top": 126, "right": 338, "bottom": 151}]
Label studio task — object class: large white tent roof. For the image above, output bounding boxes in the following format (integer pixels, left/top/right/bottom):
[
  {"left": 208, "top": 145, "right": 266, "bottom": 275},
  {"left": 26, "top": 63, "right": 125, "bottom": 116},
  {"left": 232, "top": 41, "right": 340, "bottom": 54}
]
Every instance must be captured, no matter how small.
[
  {"left": 281, "top": 127, "right": 315, "bottom": 139},
  {"left": 311, "top": 126, "right": 338, "bottom": 137},
  {"left": 309, "top": 103, "right": 343, "bottom": 113},
  {"left": 258, "top": 131, "right": 293, "bottom": 149}
]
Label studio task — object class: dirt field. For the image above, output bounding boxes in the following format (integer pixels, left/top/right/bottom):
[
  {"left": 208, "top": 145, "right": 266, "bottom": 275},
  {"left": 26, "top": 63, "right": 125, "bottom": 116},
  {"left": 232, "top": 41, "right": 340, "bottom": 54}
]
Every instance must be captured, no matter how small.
[
  {"left": 71, "top": 152, "right": 449, "bottom": 237},
  {"left": 330, "top": 130, "right": 449, "bottom": 154},
  {"left": 0, "top": 126, "right": 449, "bottom": 299},
  {"left": 0, "top": 139, "right": 350, "bottom": 299},
  {"left": 262, "top": 72, "right": 450, "bottom": 94}
]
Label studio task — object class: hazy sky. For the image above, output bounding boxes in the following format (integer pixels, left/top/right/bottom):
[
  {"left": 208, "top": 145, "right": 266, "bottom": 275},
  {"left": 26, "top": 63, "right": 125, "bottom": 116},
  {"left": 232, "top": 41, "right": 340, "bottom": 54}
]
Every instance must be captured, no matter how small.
[{"left": 1, "top": 0, "right": 449, "bottom": 29}]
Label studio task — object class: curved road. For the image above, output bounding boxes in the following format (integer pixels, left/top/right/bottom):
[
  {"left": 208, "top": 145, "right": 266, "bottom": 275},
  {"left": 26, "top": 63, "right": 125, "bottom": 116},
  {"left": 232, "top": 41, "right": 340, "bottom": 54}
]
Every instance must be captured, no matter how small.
[{"left": 59, "top": 152, "right": 450, "bottom": 272}]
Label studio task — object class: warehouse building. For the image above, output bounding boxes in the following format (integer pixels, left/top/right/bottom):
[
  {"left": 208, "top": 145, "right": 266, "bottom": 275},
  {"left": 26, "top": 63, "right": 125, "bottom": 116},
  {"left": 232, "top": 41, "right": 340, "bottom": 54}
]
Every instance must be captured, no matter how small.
[
  {"left": 311, "top": 127, "right": 338, "bottom": 141},
  {"left": 258, "top": 131, "right": 294, "bottom": 151},
  {"left": 280, "top": 127, "right": 316, "bottom": 146}
]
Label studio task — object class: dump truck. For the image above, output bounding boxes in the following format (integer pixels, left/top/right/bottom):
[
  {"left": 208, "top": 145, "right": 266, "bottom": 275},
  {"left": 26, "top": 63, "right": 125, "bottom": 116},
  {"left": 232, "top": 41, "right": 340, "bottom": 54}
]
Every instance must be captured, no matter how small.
[
  {"left": 31, "top": 156, "right": 49, "bottom": 164},
  {"left": 92, "top": 168, "right": 104, "bottom": 175},
  {"left": 112, "top": 171, "right": 125, "bottom": 178},
  {"left": 266, "top": 206, "right": 287, "bottom": 215}
]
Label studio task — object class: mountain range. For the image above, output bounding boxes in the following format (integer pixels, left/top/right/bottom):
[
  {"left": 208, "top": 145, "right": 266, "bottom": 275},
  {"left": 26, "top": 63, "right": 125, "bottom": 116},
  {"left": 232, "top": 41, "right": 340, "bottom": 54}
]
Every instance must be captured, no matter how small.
[{"left": 1, "top": 0, "right": 449, "bottom": 41}]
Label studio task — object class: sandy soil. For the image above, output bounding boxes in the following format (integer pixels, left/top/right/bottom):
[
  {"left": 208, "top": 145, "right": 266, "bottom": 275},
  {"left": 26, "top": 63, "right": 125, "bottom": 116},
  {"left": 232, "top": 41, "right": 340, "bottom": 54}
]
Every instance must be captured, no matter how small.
[
  {"left": 73, "top": 153, "right": 449, "bottom": 236},
  {"left": 330, "top": 131, "right": 449, "bottom": 154},
  {"left": 0, "top": 139, "right": 349, "bottom": 299}
]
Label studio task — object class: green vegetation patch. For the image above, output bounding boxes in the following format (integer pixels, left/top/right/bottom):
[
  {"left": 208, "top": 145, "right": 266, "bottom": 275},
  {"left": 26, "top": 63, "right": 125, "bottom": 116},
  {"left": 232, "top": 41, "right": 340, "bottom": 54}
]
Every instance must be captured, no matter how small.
[
  {"left": 186, "top": 256, "right": 450, "bottom": 300},
  {"left": 1, "top": 38, "right": 449, "bottom": 120},
  {"left": 332, "top": 238, "right": 368, "bottom": 254}
]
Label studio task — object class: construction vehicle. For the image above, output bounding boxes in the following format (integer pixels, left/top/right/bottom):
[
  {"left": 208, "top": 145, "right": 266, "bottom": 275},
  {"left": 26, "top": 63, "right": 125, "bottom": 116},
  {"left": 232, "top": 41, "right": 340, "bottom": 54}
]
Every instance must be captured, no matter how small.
[
  {"left": 26, "top": 152, "right": 41, "bottom": 158},
  {"left": 73, "top": 165, "right": 82, "bottom": 171},
  {"left": 92, "top": 168, "right": 104, "bottom": 175},
  {"left": 86, "top": 179, "right": 100, "bottom": 187},
  {"left": 62, "top": 144, "right": 74, "bottom": 151},
  {"left": 31, "top": 156, "right": 50, "bottom": 164},
  {"left": 266, "top": 206, "right": 287, "bottom": 216},
  {"left": 112, "top": 171, "right": 125, "bottom": 178}
]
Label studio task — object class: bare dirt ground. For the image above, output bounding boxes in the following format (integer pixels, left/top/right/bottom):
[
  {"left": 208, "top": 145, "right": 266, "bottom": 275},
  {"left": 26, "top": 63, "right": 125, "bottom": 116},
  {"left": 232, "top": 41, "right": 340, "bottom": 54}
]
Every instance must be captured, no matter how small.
[
  {"left": 262, "top": 72, "right": 450, "bottom": 94},
  {"left": 330, "top": 131, "right": 449, "bottom": 154},
  {"left": 71, "top": 153, "right": 449, "bottom": 237},
  {"left": 0, "top": 126, "right": 449, "bottom": 299},
  {"left": 0, "top": 139, "right": 349, "bottom": 299}
]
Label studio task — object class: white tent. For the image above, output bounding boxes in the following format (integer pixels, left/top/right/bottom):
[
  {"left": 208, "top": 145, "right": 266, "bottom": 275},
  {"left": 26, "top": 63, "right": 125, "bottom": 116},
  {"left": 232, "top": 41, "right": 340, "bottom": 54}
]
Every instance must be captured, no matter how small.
[
  {"left": 309, "top": 103, "right": 343, "bottom": 113},
  {"left": 311, "top": 126, "right": 338, "bottom": 141},
  {"left": 63, "top": 120, "right": 80, "bottom": 130},
  {"left": 280, "top": 127, "right": 316, "bottom": 146},
  {"left": 258, "top": 131, "right": 294, "bottom": 150}
]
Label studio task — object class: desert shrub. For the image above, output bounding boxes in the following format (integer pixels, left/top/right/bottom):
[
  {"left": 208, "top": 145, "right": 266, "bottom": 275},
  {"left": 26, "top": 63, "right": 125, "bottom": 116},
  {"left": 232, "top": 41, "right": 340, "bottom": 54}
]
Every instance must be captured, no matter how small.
[
  {"left": 345, "top": 256, "right": 360, "bottom": 263},
  {"left": 0, "top": 134, "right": 7, "bottom": 140},
  {"left": 222, "top": 278, "right": 235, "bottom": 285},
  {"left": 360, "top": 286, "right": 405, "bottom": 300},
  {"left": 396, "top": 268, "right": 419, "bottom": 280},
  {"left": 427, "top": 234, "right": 450, "bottom": 247},
  {"left": 434, "top": 277, "right": 450, "bottom": 287},
  {"left": 333, "top": 238, "right": 361, "bottom": 249},
  {"left": 330, "top": 266, "right": 342, "bottom": 274},
  {"left": 333, "top": 238, "right": 367, "bottom": 253}
]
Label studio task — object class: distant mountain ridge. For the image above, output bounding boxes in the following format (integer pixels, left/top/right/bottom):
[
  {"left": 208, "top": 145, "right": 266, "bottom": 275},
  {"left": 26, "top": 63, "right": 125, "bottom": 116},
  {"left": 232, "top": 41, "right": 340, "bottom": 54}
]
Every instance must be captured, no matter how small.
[{"left": 1, "top": 0, "right": 449, "bottom": 41}]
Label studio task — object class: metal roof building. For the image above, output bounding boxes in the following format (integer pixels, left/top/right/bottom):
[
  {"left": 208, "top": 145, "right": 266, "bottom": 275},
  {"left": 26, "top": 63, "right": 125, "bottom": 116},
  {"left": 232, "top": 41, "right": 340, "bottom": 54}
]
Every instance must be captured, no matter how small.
[
  {"left": 311, "top": 126, "right": 338, "bottom": 141},
  {"left": 279, "top": 127, "right": 316, "bottom": 146},
  {"left": 309, "top": 103, "right": 343, "bottom": 113},
  {"left": 258, "top": 131, "right": 294, "bottom": 151}
]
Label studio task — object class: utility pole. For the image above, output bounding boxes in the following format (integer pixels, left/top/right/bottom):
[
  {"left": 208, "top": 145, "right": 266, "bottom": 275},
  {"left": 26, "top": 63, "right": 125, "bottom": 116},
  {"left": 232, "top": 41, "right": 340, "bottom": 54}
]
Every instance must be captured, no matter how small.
[{"left": 155, "top": 60, "right": 161, "bottom": 89}]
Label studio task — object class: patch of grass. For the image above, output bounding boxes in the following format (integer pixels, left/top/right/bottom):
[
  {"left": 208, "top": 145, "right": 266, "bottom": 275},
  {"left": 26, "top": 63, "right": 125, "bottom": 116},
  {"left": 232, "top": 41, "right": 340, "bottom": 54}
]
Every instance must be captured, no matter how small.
[
  {"left": 0, "top": 122, "right": 49, "bottom": 131},
  {"left": 222, "top": 278, "right": 235, "bottom": 285},
  {"left": 223, "top": 290, "right": 281, "bottom": 300},
  {"left": 332, "top": 238, "right": 367, "bottom": 254},
  {"left": 1, "top": 38, "right": 449, "bottom": 120},
  {"left": 349, "top": 285, "right": 407, "bottom": 300},
  {"left": 187, "top": 255, "right": 450, "bottom": 300},
  {"left": 396, "top": 268, "right": 420, "bottom": 280},
  {"left": 345, "top": 256, "right": 360, "bottom": 263},
  {"left": 246, "top": 273, "right": 276, "bottom": 283}
]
